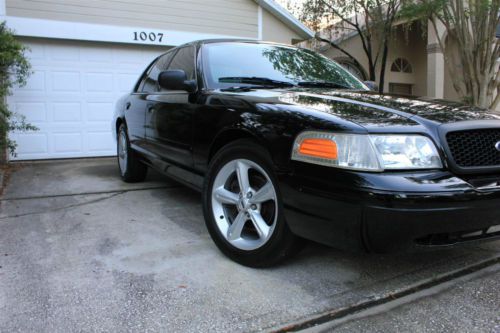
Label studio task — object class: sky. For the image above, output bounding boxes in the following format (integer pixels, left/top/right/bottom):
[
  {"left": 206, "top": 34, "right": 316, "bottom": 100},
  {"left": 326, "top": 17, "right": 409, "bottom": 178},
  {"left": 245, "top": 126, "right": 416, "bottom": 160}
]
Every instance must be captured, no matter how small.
[{"left": 276, "top": 0, "right": 304, "bottom": 13}]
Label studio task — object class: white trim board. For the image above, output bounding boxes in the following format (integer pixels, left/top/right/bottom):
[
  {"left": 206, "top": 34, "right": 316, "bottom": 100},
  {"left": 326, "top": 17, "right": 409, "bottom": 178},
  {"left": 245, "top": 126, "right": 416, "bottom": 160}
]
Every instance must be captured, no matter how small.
[
  {"left": 258, "top": 5, "right": 263, "bottom": 40},
  {"left": 5, "top": 16, "right": 255, "bottom": 47},
  {"left": 0, "top": 0, "right": 6, "bottom": 17}
]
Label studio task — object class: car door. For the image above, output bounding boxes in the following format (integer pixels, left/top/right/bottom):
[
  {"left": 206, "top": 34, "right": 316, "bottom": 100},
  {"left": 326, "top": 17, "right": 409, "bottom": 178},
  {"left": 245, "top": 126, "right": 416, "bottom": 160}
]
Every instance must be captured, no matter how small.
[
  {"left": 145, "top": 46, "right": 197, "bottom": 168},
  {"left": 124, "top": 51, "right": 174, "bottom": 155},
  {"left": 124, "top": 60, "right": 159, "bottom": 149}
]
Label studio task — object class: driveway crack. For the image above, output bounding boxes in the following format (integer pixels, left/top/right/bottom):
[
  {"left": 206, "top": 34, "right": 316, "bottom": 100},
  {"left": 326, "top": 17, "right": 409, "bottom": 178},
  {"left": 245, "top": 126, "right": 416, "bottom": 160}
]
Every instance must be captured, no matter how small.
[
  {"left": 0, "top": 192, "right": 124, "bottom": 220},
  {"left": 269, "top": 256, "right": 500, "bottom": 332},
  {"left": 0, "top": 185, "right": 180, "bottom": 202}
]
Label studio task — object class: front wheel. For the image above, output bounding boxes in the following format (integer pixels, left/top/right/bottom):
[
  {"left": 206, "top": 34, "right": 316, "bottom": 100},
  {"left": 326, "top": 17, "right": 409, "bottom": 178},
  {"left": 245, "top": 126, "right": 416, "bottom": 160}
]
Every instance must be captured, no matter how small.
[
  {"left": 203, "top": 139, "right": 302, "bottom": 267},
  {"left": 117, "top": 124, "right": 148, "bottom": 183}
]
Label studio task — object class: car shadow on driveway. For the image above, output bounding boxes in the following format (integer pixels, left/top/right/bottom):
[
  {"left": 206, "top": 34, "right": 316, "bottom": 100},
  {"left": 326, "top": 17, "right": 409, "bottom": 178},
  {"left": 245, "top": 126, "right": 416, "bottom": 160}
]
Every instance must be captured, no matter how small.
[{"left": 0, "top": 158, "right": 499, "bottom": 332}]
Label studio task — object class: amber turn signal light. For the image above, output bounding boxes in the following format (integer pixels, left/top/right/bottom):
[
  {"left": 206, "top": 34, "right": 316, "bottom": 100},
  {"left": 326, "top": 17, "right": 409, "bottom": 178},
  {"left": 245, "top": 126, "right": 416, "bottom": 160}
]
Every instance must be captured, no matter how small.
[{"left": 299, "top": 138, "right": 338, "bottom": 159}]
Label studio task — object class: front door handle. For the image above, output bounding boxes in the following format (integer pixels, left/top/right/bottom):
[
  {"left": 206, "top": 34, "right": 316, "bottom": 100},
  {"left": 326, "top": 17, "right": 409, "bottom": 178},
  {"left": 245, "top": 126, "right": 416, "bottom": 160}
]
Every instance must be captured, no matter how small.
[{"left": 147, "top": 103, "right": 154, "bottom": 113}]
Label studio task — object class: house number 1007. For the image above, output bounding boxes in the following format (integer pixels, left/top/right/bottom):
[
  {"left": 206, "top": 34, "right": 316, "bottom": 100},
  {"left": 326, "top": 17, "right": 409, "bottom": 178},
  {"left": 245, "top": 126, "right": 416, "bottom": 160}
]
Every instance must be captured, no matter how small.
[{"left": 133, "top": 31, "right": 164, "bottom": 43}]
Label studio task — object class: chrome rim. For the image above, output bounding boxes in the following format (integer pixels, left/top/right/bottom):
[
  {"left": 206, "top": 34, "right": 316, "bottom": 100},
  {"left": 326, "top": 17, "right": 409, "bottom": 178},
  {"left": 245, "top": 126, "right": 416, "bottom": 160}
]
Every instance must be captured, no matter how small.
[
  {"left": 211, "top": 159, "right": 278, "bottom": 251},
  {"left": 118, "top": 130, "right": 128, "bottom": 175}
]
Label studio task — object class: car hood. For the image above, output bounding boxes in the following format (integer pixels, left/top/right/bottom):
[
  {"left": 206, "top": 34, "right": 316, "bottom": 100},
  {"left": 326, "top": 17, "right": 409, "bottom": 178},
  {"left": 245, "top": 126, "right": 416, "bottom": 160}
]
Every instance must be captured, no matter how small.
[{"left": 222, "top": 89, "right": 500, "bottom": 129}]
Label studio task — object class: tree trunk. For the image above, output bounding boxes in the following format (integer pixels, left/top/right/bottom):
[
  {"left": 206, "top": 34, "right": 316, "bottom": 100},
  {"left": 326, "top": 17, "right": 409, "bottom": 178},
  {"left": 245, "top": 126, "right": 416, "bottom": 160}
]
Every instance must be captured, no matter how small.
[
  {"left": 378, "top": 43, "right": 389, "bottom": 93},
  {"left": 0, "top": 115, "right": 7, "bottom": 165},
  {"left": 315, "top": 36, "right": 369, "bottom": 80},
  {"left": 0, "top": 77, "right": 7, "bottom": 165},
  {"left": 429, "top": 0, "right": 500, "bottom": 109},
  {"left": 367, "top": 62, "right": 377, "bottom": 82}
]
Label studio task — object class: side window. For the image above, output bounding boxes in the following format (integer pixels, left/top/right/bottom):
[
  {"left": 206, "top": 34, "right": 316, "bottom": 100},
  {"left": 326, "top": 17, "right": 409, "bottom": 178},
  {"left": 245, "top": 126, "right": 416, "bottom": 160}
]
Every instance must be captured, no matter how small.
[
  {"left": 141, "top": 51, "right": 176, "bottom": 93},
  {"left": 134, "top": 62, "right": 153, "bottom": 92},
  {"left": 166, "top": 46, "right": 196, "bottom": 83}
]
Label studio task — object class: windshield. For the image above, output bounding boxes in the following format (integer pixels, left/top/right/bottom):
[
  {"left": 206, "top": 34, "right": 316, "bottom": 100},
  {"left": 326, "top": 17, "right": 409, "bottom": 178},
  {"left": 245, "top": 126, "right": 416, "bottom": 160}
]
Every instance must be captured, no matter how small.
[{"left": 202, "top": 42, "right": 368, "bottom": 90}]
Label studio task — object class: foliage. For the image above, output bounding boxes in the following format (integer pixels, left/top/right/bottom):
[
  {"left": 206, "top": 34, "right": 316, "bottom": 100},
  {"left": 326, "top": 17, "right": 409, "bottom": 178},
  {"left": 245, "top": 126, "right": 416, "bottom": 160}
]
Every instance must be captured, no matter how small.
[
  {"left": 297, "top": 0, "right": 406, "bottom": 93},
  {"left": 400, "top": 0, "right": 500, "bottom": 109},
  {"left": 0, "top": 21, "right": 36, "bottom": 159},
  {"left": 261, "top": 47, "right": 366, "bottom": 88}
]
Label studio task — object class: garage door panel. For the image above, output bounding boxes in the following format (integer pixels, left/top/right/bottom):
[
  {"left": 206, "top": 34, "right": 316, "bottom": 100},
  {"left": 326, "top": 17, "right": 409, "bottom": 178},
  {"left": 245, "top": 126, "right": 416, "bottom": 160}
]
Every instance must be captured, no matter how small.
[
  {"left": 14, "top": 102, "right": 48, "bottom": 123},
  {"left": 82, "top": 47, "right": 113, "bottom": 63},
  {"left": 114, "top": 49, "right": 149, "bottom": 64},
  {"left": 51, "top": 71, "right": 81, "bottom": 92},
  {"left": 117, "top": 73, "right": 141, "bottom": 92},
  {"left": 9, "top": 38, "right": 164, "bottom": 160},
  {"left": 87, "top": 131, "right": 116, "bottom": 152},
  {"left": 26, "top": 43, "right": 46, "bottom": 61},
  {"left": 87, "top": 102, "right": 114, "bottom": 122},
  {"left": 85, "top": 73, "right": 114, "bottom": 92},
  {"left": 52, "top": 102, "right": 82, "bottom": 122},
  {"left": 17, "top": 70, "right": 46, "bottom": 92},
  {"left": 11, "top": 133, "right": 49, "bottom": 155},
  {"left": 53, "top": 132, "right": 83, "bottom": 154},
  {"left": 49, "top": 45, "right": 80, "bottom": 61}
]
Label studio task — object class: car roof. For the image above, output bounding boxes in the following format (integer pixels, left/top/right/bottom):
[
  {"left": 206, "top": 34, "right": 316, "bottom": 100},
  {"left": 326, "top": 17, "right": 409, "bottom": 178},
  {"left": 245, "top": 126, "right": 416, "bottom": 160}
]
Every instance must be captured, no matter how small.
[
  {"left": 180, "top": 39, "right": 297, "bottom": 49},
  {"left": 151, "top": 39, "right": 303, "bottom": 67}
]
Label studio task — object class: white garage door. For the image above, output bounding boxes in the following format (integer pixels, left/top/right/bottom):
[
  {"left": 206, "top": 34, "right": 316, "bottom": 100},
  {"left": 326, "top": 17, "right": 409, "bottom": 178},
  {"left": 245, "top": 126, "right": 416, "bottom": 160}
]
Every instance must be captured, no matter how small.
[{"left": 8, "top": 38, "right": 164, "bottom": 160}]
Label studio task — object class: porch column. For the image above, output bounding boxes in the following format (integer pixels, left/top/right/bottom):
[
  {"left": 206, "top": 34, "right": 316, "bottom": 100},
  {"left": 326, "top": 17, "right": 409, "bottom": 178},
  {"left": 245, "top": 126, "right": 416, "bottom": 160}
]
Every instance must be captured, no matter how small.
[{"left": 426, "top": 21, "right": 445, "bottom": 99}]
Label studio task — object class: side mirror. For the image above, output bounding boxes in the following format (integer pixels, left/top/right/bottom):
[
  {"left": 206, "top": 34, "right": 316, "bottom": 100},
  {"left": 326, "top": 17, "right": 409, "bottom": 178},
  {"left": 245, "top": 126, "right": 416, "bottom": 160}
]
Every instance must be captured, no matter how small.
[
  {"left": 158, "top": 70, "right": 197, "bottom": 93},
  {"left": 363, "top": 81, "right": 379, "bottom": 92}
]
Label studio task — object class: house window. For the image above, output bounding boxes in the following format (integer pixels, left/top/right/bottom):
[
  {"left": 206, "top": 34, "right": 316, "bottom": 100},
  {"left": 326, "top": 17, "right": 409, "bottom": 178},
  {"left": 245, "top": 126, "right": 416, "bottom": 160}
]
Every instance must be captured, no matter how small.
[
  {"left": 336, "top": 59, "right": 366, "bottom": 80},
  {"left": 389, "top": 83, "right": 413, "bottom": 95},
  {"left": 391, "top": 58, "right": 413, "bottom": 73}
]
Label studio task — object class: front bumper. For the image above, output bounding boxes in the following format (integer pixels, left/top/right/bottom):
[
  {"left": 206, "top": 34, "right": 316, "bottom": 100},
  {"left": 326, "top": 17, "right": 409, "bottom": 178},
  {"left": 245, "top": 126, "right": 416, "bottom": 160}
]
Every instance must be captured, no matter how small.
[{"left": 279, "top": 164, "right": 500, "bottom": 253}]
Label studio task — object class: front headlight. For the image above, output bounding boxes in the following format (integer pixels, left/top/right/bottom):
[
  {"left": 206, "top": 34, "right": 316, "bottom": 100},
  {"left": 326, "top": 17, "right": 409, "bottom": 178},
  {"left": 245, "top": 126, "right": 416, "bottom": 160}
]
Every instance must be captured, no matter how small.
[
  {"left": 370, "top": 135, "right": 443, "bottom": 170},
  {"left": 292, "top": 131, "right": 442, "bottom": 171}
]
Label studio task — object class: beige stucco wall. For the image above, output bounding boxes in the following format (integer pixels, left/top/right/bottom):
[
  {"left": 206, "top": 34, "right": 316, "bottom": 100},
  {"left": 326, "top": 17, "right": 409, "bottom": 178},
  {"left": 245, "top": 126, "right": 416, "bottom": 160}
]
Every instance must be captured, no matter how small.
[
  {"left": 388, "top": 25, "right": 428, "bottom": 96},
  {"left": 322, "top": 23, "right": 427, "bottom": 96},
  {"left": 261, "top": 9, "right": 301, "bottom": 44},
  {"left": 322, "top": 33, "right": 372, "bottom": 78},
  {"left": 443, "top": 36, "right": 462, "bottom": 102},
  {"left": 6, "top": 0, "right": 259, "bottom": 38}
]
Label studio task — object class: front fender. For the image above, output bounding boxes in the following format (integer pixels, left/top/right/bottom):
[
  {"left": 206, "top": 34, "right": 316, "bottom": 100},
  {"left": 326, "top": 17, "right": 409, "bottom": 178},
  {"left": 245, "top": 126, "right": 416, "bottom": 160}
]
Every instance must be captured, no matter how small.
[{"left": 112, "top": 95, "right": 129, "bottom": 141}]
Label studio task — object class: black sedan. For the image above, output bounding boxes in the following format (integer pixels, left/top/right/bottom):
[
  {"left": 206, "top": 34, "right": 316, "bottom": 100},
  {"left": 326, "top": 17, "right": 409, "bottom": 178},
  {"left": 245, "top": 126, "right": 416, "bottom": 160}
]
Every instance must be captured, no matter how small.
[{"left": 112, "top": 39, "right": 500, "bottom": 267}]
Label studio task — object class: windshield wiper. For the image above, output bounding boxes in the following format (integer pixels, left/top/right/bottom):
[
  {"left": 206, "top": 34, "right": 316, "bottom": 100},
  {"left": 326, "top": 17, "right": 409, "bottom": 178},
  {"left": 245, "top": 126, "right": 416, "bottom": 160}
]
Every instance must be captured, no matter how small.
[
  {"left": 297, "top": 81, "right": 351, "bottom": 89},
  {"left": 219, "top": 77, "right": 296, "bottom": 88},
  {"left": 218, "top": 77, "right": 351, "bottom": 91},
  {"left": 220, "top": 85, "right": 277, "bottom": 92}
]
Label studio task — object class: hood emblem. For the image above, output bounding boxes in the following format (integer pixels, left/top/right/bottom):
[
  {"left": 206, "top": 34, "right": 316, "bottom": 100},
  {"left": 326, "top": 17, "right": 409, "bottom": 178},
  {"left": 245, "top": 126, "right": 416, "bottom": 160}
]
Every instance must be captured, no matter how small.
[{"left": 496, "top": 141, "right": 500, "bottom": 152}]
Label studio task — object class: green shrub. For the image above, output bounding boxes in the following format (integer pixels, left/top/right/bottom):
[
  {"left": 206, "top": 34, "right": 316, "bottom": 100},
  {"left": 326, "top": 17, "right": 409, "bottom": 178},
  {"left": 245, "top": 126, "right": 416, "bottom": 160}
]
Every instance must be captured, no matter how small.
[{"left": 0, "top": 21, "right": 37, "bottom": 160}]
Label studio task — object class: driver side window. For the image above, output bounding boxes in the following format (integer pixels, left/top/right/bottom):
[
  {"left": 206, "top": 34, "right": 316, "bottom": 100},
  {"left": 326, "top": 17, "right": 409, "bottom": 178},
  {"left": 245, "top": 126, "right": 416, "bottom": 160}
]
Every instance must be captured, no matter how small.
[
  {"left": 160, "top": 46, "right": 196, "bottom": 91},
  {"left": 141, "top": 51, "right": 176, "bottom": 93}
]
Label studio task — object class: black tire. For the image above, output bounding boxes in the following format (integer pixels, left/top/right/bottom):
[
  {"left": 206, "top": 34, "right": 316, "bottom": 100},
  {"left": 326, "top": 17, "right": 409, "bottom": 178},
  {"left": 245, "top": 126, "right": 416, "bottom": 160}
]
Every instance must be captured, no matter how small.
[
  {"left": 117, "top": 124, "right": 148, "bottom": 183},
  {"left": 202, "top": 139, "right": 302, "bottom": 268}
]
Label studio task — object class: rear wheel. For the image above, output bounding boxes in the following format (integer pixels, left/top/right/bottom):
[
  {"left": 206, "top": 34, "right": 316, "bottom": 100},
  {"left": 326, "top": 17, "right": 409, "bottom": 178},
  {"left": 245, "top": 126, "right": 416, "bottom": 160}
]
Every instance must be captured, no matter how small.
[
  {"left": 117, "top": 124, "right": 147, "bottom": 183},
  {"left": 203, "top": 139, "right": 302, "bottom": 267}
]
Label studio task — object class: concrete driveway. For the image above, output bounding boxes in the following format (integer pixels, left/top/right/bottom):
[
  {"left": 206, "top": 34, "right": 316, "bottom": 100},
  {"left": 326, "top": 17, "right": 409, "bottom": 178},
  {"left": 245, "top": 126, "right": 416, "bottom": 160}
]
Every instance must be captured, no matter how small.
[{"left": 0, "top": 158, "right": 499, "bottom": 332}]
